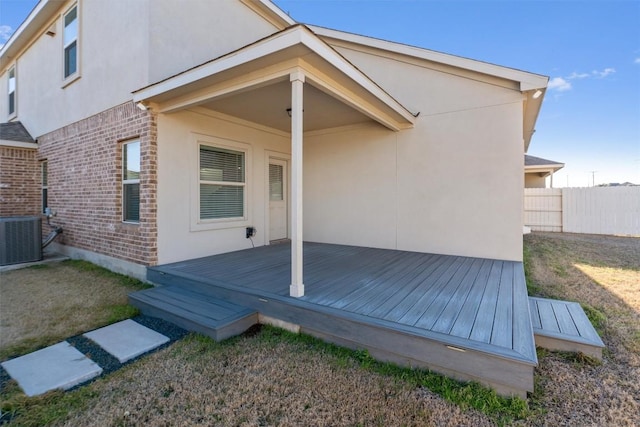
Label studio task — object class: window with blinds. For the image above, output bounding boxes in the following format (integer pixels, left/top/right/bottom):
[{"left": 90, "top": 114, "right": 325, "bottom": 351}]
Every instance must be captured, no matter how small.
[
  {"left": 269, "top": 163, "right": 283, "bottom": 201},
  {"left": 199, "top": 145, "right": 246, "bottom": 220}
]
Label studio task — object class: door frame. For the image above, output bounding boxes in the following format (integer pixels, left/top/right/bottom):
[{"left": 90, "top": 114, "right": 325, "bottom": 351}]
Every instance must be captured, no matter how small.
[{"left": 264, "top": 151, "right": 290, "bottom": 244}]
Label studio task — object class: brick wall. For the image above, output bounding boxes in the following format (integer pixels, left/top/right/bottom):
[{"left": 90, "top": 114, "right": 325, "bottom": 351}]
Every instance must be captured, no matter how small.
[
  {"left": 0, "top": 145, "right": 41, "bottom": 216},
  {"left": 37, "top": 102, "right": 158, "bottom": 266}
]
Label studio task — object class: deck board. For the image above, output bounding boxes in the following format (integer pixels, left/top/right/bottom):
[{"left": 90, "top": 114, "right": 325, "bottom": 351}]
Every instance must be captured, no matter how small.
[
  {"left": 468, "top": 261, "right": 502, "bottom": 342},
  {"left": 490, "top": 262, "right": 514, "bottom": 349},
  {"left": 144, "top": 242, "right": 539, "bottom": 395}
]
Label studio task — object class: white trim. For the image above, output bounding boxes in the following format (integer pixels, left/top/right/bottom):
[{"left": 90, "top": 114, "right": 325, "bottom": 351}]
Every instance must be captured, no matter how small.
[
  {"left": 310, "top": 25, "right": 549, "bottom": 91},
  {"left": 122, "top": 139, "right": 141, "bottom": 223},
  {"left": 239, "top": 0, "right": 296, "bottom": 29},
  {"left": 7, "top": 65, "right": 16, "bottom": 119},
  {"left": 133, "top": 26, "right": 415, "bottom": 130},
  {"left": 189, "top": 133, "right": 252, "bottom": 232},
  {"left": 61, "top": 2, "right": 81, "bottom": 86},
  {"left": 0, "top": 140, "right": 37, "bottom": 149},
  {"left": 289, "top": 73, "right": 304, "bottom": 297}
]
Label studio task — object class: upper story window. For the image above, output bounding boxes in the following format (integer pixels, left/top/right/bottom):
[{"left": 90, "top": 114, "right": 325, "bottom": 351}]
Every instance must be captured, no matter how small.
[
  {"left": 63, "top": 5, "right": 78, "bottom": 79},
  {"left": 8, "top": 66, "right": 16, "bottom": 117},
  {"left": 123, "top": 140, "right": 140, "bottom": 223}
]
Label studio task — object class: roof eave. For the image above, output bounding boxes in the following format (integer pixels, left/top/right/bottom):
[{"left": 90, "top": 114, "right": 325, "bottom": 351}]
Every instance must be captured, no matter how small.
[
  {"left": 0, "top": 0, "right": 62, "bottom": 72},
  {"left": 134, "top": 25, "right": 416, "bottom": 131}
]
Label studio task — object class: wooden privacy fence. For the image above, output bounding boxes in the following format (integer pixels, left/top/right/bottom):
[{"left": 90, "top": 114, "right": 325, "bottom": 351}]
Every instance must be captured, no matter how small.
[{"left": 524, "top": 187, "right": 640, "bottom": 236}]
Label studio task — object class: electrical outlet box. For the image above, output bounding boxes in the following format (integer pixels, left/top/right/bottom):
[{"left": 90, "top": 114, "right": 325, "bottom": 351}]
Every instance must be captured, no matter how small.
[{"left": 246, "top": 226, "right": 256, "bottom": 238}]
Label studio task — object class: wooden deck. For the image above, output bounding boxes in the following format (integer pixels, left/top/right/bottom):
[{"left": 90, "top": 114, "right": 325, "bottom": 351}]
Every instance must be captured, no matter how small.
[
  {"left": 138, "top": 242, "right": 538, "bottom": 397},
  {"left": 529, "top": 297, "right": 605, "bottom": 359}
]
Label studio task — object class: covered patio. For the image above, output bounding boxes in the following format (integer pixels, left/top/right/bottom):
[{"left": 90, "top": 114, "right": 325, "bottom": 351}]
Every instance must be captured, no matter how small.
[
  {"left": 133, "top": 242, "right": 538, "bottom": 397},
  {"left": 133, "top": 24, "right": 416, "bottom": 297}
]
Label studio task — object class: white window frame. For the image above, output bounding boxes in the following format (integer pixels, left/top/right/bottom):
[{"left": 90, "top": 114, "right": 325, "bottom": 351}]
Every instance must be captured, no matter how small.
[
  {"left": 62, "top": 3, "right": 80, "bottom": 85},
  {"left": 190, "top": 133, "right": 251, "bottom": 232},
  {"left": 8, "top": 65, "right": 16, "bottom": 118},
  {"left": 122, "top": 140, "right": 140, "bottom": 224}
]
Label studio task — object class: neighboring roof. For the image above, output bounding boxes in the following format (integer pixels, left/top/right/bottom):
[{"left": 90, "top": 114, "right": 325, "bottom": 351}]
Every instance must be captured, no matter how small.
[
  {"left": 525, "top": 154, "right": 564, "bottom": 168},
  {"left": 0, "top": 122, "right": 35, "bottom": 143},
  {"left": 524, "top": 154, "right": 564, "bottom": 177}
]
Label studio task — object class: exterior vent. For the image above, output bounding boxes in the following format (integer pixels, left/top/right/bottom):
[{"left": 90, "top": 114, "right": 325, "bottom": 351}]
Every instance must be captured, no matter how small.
[{"left": 0, "top": 216, "right": 42, "bottom": 266}]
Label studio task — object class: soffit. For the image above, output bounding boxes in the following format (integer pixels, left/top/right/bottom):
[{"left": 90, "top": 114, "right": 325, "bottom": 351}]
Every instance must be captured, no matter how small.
[{"left": 134, "top": 25, "right": 416, "bottom": 132}]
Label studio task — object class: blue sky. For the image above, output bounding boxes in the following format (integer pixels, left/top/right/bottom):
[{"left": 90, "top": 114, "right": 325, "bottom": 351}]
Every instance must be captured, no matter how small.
[{"left": 2, "top": 0, "right": 639, "bottom": 187}]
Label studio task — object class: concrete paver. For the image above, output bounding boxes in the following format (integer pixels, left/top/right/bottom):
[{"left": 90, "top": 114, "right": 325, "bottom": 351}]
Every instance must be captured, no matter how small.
[
  {"left": 84, "top": 319, "right": 169, "bottom": 363},
  {"left": 1, "top": 341, "right": 103, "bottom": 397}
]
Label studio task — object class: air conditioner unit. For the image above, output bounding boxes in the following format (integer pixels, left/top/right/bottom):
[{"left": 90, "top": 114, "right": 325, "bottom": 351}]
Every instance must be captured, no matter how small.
[{"left": 0, "top": 216, "right": 42, "bottom": 266}]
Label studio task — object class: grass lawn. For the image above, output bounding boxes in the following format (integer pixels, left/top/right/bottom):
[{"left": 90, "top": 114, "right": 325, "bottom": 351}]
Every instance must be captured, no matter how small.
[{"left": 1, "top": 233, "right": 638, "bottom": 426}]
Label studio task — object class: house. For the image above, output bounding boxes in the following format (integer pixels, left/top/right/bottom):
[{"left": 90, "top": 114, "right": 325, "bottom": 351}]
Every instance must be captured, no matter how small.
[
  {"left": 1, "top": 0, "right": 567, "bottom": 397},
  {"left": 525, "top": 154, "right": 564, "bottom": 188}
]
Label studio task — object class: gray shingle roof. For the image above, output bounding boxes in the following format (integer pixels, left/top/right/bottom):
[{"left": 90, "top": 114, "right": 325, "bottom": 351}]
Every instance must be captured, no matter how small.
[
  {"left": 0, "top": 121, "right": 35, "bottom": 143},
  {"left": 525, "top": 154, "right": 563, "bottom": 167}
]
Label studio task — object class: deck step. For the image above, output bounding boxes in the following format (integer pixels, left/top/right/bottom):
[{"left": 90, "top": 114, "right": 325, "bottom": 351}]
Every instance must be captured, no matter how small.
[
  {"left": 129, "top": 286, "right": 258, "bottom": 342},
  {"left": 529, "top": 297, "right": 605, "bottom": 360}
]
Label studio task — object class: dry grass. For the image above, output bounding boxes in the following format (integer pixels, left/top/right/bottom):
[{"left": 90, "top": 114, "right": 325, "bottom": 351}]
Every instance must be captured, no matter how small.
[
  {"left": 0, "top": 260, "right": 148, "bottom": 360},
  {"left": 3, "top": 234, "right": 639, "bottom": 426},
  {"left": 522, "top": 232, "right": 640, "bottom": 426},
  {"left": 57, "top": 331, "right": 495, "bottom": 427}
]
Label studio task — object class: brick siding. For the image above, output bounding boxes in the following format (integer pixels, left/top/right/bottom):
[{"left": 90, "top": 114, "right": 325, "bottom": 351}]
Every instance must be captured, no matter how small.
[
  {"left": 37, "top": 102, "right": 158, "bottom": 266},
  {"left": 0, "top": 146, "right": 41, "bottom": 216}
]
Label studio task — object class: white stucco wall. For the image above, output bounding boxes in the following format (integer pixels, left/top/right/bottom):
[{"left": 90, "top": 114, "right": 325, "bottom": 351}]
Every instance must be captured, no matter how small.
[
  {"left": 148, "top": 0, "right": 277, "bottom": 83},
  {"left": 2, "top": 0, "right": 279, "bottom": 138},
  {"left": 303, "top": 47, "right": 525, "bottom": 261},
  {"left": 525, "top": 173, "right": 547, "bottom": 188},
  {"left": 156, "top": 109, "right": 290, "bottom": 264}
]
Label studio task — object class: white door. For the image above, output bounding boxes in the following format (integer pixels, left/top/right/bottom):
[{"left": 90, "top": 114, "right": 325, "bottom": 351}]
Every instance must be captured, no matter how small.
[{"left": 269, "top": 160, "right": 288, "bottom": 241}]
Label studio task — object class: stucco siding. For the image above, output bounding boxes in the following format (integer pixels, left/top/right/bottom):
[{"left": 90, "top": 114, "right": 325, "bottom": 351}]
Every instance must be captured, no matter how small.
[
  {"left": 302, "top": 49, "right": 525, "bottom": 261},
  {"left": 525, "top": 174, "right": 546, "bottom": 188},
  {"left": 148, "top": 0, "right": 279, "bottom": 83},
  {"left": 3, "top": 0, "right": 280, "bottom": 138},
  {"left": 156, "top": 109, "right": 290, "bottom": 264},
  {"left": 11, "top": 0, "right": 149, "bottom": 138}
]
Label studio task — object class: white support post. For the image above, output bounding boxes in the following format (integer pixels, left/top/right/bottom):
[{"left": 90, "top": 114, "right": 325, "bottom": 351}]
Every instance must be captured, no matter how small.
[{"left": 290, "top": 71, "right": 305, "bottom": 298}]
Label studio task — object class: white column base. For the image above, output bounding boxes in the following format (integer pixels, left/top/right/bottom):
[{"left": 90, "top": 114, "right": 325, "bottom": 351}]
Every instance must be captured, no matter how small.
[{"left": 289, "top": 283, "right": 305, "bottom": 298}]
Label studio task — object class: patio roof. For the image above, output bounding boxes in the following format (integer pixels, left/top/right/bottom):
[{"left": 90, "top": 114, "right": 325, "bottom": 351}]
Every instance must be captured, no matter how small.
[
  {"left": 525, "top": 154, "right": 565, "bottom": 177},
  {"left": 133, "top": 25, "right": 417, "bottom": 132}
]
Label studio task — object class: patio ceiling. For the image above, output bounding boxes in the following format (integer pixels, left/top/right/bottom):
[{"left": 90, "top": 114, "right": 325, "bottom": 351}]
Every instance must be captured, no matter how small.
[{"left": 133, "top": 25, "right": 416, "bottom": 132}]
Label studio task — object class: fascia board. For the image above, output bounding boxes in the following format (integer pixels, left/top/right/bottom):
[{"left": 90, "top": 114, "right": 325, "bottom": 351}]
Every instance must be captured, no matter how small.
[
  {"left": 311, "top": 25, "right": 549, "bottom": 90},
  {"left": 239, "top": 0, "right": 297, "bottom": 29},
  {"left": 135, "top": 26, "right": 415, "bottom": 128},
  {"left": 298, "top": 29, "right": 416, "bottom": 125},
  {"left": 133, "top": 28, "right": 306, "bottom": 101},
  {"left": 0, "top": 0, "right": 57, "bottom": 71},
  {"left": 0, "top": 140, "right": 38, "bottom": 149}
]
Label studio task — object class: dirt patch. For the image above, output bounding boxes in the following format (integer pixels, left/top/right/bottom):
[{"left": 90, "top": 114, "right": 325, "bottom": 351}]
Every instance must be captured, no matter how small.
[
  {"left": 0, "top": 261, "right": 146, "bottom": 360},
  {"left": 522, "top": 232, "right": 640, "bottom": 426}
]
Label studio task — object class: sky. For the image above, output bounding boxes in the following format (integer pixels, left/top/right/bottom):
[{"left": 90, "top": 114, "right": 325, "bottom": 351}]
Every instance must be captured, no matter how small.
[{"left": 1, "top": 0, "right": 639, "bottom": 187}]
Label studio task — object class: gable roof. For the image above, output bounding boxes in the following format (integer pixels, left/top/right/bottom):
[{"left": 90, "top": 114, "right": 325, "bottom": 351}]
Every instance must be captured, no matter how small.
[
  {"left": 0, "top": 122, "right": 35, "bottom": 143},
  {"left": 133, "top": 24, "right": 417, "bottom": 132},
  {"left": 524, "top": 154, "right": 564, "bottom": 178},
  {"left": 305, "top": 25, "right": 547, "bottom": 150},
  {"left": 525, "top": 154, "right": 564, "bottom": 167}
]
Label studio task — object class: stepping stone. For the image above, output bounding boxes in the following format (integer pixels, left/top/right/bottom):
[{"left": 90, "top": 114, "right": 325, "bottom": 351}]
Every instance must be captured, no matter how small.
[
  {"left": 84, "top": 319, "right": 169, "bottom": 363},
  {"left": 1, "top": 341, "right": 103, "bottom": 397}
]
